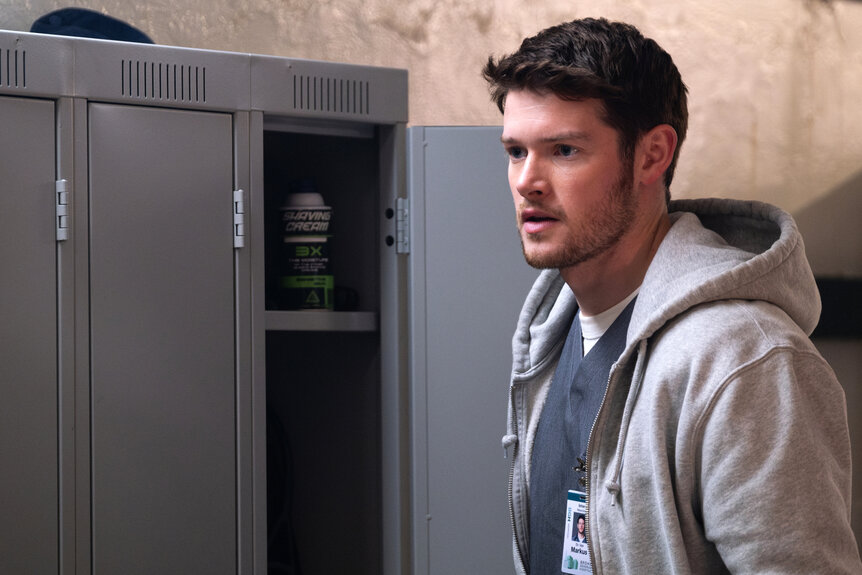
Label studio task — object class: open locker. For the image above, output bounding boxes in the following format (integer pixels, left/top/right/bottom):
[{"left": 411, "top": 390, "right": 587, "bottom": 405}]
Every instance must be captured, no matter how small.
[
  {"left": 262, "top": 127, "right": 387, "bottom": 575},
  {"left": 250, "top": 54, "right": 410, "bottom": 575}
]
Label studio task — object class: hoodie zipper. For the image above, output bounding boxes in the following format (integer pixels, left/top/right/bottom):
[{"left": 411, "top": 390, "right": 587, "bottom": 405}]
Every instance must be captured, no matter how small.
[
  {"left": 508, "top": 457, "right": 528, "bottom": 574},
  {"left": 583, "top": 365, "right": 618, "bottom": 570},
  {"left": 507, "top": 383, "right": 528, "bottom": 574}
]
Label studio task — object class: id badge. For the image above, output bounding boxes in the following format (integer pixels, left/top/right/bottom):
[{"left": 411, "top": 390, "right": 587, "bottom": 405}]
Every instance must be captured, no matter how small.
[{"left": 561, "top": 490, "right": 592, "bottom": 573}]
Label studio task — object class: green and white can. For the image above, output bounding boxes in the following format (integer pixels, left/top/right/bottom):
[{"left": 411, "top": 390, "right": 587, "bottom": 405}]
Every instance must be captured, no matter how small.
[{"left": 278, "top": 185, "right": 333, "bottom": 310}]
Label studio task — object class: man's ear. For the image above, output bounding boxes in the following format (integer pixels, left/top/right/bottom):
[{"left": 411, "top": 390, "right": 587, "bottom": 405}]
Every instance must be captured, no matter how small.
[{"left": 636, "top": 124, "right": 678, "bottom": 187}]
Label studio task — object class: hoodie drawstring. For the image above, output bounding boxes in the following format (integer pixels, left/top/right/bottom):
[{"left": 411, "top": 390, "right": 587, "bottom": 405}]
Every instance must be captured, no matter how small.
[
  {"left": 605, "top": 339, "right": 649, "bottom": 504},
  {"left": 502, "top": 434, "right": 518, "bottom": 459}
]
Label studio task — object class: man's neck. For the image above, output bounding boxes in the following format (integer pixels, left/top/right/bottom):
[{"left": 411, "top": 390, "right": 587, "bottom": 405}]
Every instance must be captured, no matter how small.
[{"left": 561, "top": 212, "right": 670, "bottom": 315}]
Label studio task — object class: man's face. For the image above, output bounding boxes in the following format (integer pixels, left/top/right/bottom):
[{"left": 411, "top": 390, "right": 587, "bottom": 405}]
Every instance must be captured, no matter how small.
[
  {"left": 502, "top": 90, "right": 636, "bottom": 271},
  {"left": 577, "top": 516, "right": 585, "bottom": 534}
]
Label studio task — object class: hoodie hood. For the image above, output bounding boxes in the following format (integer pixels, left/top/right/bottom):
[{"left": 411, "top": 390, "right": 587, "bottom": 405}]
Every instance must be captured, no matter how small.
[{"left": 631, "top": 198, "right": 821, "bottom": 345}]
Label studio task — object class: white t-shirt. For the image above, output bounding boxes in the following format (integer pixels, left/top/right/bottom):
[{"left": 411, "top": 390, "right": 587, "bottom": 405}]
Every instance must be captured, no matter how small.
[{"left": 579, "top": 288, "right": 639, "bottom": 356}]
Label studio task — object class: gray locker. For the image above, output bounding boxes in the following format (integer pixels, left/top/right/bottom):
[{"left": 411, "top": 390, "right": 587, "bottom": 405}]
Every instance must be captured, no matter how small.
[
  {"left": 88, "top": 103, "right": 237, "bottom": 574},
  {"left": 1, "top": 30, "right": 253, "bottom": 575},
  {"left": 408, "top": 126, "right": 537, "bottom": 575},
  {"left": 0, "top": 94, "right": 59, "bottom": 574}
]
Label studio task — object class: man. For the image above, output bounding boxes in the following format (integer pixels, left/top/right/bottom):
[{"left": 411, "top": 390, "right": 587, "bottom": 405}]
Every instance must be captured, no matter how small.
[
  {"left": 483, "top": 18, "right": 862, "bottom": 574},
  {"left": 573, "top": 515, "right": 587, "bottom": 544}
]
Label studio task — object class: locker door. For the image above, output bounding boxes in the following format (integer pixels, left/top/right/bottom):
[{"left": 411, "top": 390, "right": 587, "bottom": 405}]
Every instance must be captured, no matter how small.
[
  {"left": 88, "top": 103, "right": 236, "bottom": 574},
  {"left": 408, "top": 126, "right": 538, "bottom": 574},
  {"left": 0, "top": 95, "right": 59, "bottom": 573}
]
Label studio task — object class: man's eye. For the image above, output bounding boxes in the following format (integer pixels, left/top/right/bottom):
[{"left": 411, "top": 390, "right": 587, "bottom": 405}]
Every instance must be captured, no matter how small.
[
  {"left": 506, "top": 147, "right": 526, "bottom": 160},
  {"left": 556, "top": 144, "right": 577, "bottom": 157}
]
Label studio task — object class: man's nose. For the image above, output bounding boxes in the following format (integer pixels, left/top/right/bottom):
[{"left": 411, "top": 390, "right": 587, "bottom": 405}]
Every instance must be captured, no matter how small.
[{"left": 513, "top": 154, "right": 548, "bottom": 198}]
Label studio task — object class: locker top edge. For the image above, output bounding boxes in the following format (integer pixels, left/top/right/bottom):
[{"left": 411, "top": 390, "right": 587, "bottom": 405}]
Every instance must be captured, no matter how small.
[
  {"left": 251, "top": 54, "right": 407, "bottom": 125},
  {"left": 0, "top": 29, "right": 408, "bottom": 124},
  {"left": 0, "top": 30, "right": 73, "bottom": 97}
]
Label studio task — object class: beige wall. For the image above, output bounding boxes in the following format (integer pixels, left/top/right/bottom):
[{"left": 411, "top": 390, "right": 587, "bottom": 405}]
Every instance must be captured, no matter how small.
[{"left": 2, "top": 2, "right": 861, "bottom": 265}]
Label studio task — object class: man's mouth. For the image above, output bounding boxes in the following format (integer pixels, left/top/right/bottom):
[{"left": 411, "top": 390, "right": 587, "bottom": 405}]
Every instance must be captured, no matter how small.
[{"left": 521, "top": 208, "right": 558, "bottom": 234}]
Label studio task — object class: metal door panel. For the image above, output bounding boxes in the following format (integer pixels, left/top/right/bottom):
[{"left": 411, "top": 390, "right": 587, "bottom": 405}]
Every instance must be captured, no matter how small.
[
  {"left": 409, "top": 126, "right": 537, "bottom": 574},
  {"left": 0, "top": 95, "right": 59, "bottom": 574},
  {"left": 88, "top": 103, "right": 236, "bottom": 574}
]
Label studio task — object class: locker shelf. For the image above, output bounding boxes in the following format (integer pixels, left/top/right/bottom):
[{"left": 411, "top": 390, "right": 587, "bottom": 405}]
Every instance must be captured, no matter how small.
[{"left": 265, "top": 310, "right": 378, "bottom": 332}]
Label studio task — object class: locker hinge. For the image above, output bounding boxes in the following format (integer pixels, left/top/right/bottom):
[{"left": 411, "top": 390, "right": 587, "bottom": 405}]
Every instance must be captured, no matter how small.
[
  {"left": 396, "top": 197, "right": 410, "bottom": 254},
  {"left": 56, "top": 179, "right": 69, "bottom": 242},
  {"left": 233, "top": 189, "right": 245, "bottom": 248}
]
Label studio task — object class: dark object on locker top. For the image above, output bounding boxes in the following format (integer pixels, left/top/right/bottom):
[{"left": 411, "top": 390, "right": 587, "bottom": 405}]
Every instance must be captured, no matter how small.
[{"left": 31, "top": 7, "right": 154, "bottom": 44}]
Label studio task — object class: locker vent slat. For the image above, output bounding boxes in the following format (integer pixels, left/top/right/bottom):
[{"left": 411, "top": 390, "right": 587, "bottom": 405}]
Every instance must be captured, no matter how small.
[
  {"left": 0, "top": 48, "right": 26, "bottom": 88},
  {"left": 293, "top": 74, "right": 370, "bottom": 116},
  {"left": 121, "top": 59, "right": 206, "bottom": 103}
]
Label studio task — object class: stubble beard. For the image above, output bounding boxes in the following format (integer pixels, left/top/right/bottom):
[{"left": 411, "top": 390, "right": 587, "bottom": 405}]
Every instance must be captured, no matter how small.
[{"left": 519, "top": 164, "right": 636, "bottom": 270}]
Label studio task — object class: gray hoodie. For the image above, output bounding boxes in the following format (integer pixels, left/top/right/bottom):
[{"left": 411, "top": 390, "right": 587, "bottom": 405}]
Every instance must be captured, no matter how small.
[{"left": 504, "top": 198, "right": 862, "bottom": 574}]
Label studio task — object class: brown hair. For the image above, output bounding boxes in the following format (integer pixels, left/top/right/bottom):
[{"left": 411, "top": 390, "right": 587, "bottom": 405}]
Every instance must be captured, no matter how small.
[{"left": 483, "top": 18, "right": 688, "bottom": 192}]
